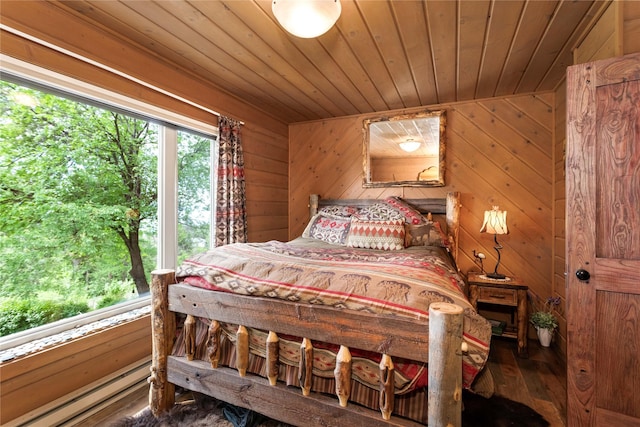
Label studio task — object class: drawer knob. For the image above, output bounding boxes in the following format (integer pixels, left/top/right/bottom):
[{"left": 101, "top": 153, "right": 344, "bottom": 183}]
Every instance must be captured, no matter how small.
[{"left": 576, "top": 269, "right": 590, "bottom": 282}]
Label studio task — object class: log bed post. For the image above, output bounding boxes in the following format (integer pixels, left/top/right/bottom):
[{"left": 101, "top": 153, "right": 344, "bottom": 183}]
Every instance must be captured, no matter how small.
[
  {"left": 446, "top": 192, "right": 461, "bottom": 263},
  {"left": 428, "top": 302, "right": 464, "bottom": 427},
  {"left": 379, "top": 354, "right": 395, "bottom": 420},
  {"left": 309, "top": 194, "right": 319, "bottom": 218},
  {"left": 236, "top": 325, "right": 249, "bottom": 376},
  {"left": 149, "top": 269, "right": 177, "bottom": 417},
  {"left": 299, "top": 338, "right": 313, "bottom": 396},
  {"left": 184, "top": 315, "right": 196, "bottom": 361},
  {"left": 334, "top": 345, "right": 352, "bottom": 407},
  {"left": 266, "top": 331, "right": 279, "bottom": 385},
  {"left": 207, "top": 320, "right": 222, "bottom": 368}
]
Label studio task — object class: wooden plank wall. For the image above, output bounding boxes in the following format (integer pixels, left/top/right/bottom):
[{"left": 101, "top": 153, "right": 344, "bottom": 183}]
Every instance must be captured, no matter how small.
[
  {"left": 289, "top": 93, "right": 555, "bottom": 319},
  {"left": 243, "top": 123, "right": 289, "bottom": 242},
  {"left": 573, "top": 1, "right": 618, "bottom": 65},
  {"left": 624, "top": 1, "right": 640, "bottom": 55},
  {"left": 0, "top": 316, "right": 151, "bottom": 424}
]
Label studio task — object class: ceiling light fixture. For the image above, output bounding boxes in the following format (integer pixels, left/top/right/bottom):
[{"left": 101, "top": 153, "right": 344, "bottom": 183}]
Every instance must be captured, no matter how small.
[
  {"left": 399, "top": 138, "right": 421, "bottom": 152},
  {"left": 272, "top": 0, "right": 341, "bottom": 38}
]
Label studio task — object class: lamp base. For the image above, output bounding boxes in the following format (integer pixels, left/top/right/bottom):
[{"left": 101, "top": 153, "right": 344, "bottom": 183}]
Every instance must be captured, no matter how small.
[{"left": 486, "top": 272, "right": 506, "bottom": 280}]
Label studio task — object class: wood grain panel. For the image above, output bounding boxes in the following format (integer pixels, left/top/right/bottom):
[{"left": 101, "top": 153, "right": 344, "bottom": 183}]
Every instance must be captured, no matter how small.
[
  {"left": 595, "top": 81, "right": 640, "bottom": 259},
  {"left": 187, "top": 0, "right": 350, "bottom": 117},
  {"left": 425, "top": 1, "right": 458, "bottom": 103},
  {"left": 550, "top": 0, "right": 618, "bottom": 87},
  {"left": 358, "top": 1, "right": 419, "bottom": 107},
  {"left": 77, "top": 0, "right": 318, "bottom": 122},
  {"left": 390, "top": 1, "right": 437, "bottom": 107},
  {"left": 495, "top": 1, "right": 559, "bottom": 95},
  {"left": 521, "top": 1, "right": 597, "bottom": 92},
  {"left": 289, "top": 93, "right": 554, "bottom": 311},
  {"left": 475, "top": 1, "right": 525, "bottom": 99},
  {"left": 596, "top": 292, "right": 640, "bottom": 418},
  {"left": 624, "top": 1, "right": 640, "bottom": 54},
  {"left": 457, "top": 0, "right": 491, "bottom": 100},
  {"left": 315, "top": 3, "right": 390, "bottom": 112},
  {"left": 338, "top": 0, "right": 404, "bottom": 111},
  {"left": 574, "top": 2, "right": 619, "bottom": 64},
  {"left": 0, "top": 316, "right": 151, "bottom": 424}
]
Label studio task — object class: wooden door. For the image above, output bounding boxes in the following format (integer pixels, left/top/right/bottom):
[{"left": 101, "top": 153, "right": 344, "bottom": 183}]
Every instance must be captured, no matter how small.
[{"left": 566, "top": 52, "right": 640, "bottom": 426}]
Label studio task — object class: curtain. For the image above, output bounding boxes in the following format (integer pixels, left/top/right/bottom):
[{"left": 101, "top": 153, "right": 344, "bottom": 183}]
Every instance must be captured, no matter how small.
[{"left": 214, "top": 115, "right": 247, "bottom": 245}]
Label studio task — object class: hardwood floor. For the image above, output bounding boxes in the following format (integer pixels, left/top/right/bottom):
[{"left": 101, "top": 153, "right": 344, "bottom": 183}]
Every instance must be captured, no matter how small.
[
  {"left": 488, "top": 337, "right": 567, "bottom": 426},
  {"left": 87, "top": 337, "right": 567, "bottom": 426}
]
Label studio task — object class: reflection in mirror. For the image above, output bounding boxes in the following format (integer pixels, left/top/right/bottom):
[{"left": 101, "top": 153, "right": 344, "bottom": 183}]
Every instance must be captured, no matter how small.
[{"left": 363, "top": 110, "right": 445, "bottom": 187}]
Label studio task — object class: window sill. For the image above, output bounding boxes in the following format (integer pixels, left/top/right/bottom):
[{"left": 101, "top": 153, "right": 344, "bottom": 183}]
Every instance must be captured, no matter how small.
[{"left": 0, "top": 296, "right": 151, "bottom": 362}]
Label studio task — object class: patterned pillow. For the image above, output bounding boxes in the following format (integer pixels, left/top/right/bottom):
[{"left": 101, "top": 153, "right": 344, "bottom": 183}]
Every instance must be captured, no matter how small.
[
  {"left": 404, "top": 221, "right": 448, "bottom": 247},
  {"left": 302, "top": 213, "right": 351, "bottom": 245},
  {"left": 355, "top": 202, "right": 405, "bottom": 222},
  {"left": 382, "top": 197, "right": 428, "bottom": 225},
  {"left": 346, "top": 218, "right": 405, "bottom": 251},
  {"left": 318, "top": 205, "right": 359, "bottom": 218}
]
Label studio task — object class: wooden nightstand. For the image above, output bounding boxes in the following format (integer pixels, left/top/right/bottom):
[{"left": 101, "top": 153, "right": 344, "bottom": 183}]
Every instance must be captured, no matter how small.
[{"left": 467, "top": 272, "right": 528, "bottom": 358}]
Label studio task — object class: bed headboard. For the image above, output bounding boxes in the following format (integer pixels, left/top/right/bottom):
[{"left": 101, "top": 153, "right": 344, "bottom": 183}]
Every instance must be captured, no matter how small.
[{"left": 309, "top": 192, "right": 461, "bottom": 263}]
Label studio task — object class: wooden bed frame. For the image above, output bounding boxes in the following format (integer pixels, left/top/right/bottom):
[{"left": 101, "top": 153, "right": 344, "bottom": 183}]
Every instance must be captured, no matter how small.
[{"left": 148, "top": 192, "right": 466, "bottom": 427}]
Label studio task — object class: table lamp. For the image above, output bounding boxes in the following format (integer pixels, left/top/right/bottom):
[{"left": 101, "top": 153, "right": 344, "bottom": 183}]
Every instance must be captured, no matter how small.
[{"left": 480, "top": 206, "right": 508, "bottom": 279}]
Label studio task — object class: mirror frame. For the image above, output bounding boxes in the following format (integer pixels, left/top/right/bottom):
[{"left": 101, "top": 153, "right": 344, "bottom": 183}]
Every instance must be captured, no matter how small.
[{"left": 362, "top": 109, "right": 446, "bottom": 188}]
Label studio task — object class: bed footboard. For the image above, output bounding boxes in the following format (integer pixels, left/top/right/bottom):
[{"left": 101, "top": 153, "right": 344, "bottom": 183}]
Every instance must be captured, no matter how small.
[
  {"left": 148, "top": 269, "right": 176, "bottom": 416},
  {"left": 149, "top": 269, "right": 464, "bottom": 427}
]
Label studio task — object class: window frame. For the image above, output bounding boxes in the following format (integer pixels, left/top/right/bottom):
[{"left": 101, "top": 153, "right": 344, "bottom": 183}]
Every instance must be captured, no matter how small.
[{"left": 0, "top": 56, "right": 218, "bottom": 345}]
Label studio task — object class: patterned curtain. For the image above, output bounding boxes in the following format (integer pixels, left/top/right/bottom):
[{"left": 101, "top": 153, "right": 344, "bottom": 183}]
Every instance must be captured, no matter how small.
[{"left": 214, "top": 115, "right": 247, "bottom": 246}]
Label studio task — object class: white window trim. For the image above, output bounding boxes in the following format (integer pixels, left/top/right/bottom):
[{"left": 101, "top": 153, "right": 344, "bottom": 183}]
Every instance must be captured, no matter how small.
[
  {"left": 158, "top": 126, "right": 179, "bottom": 270},
  {"left": 0, "top": 56, "right": 218, "bottom": 346}
]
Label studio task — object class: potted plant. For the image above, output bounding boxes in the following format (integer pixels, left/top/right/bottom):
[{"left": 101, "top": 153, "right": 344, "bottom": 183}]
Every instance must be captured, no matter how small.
[{"left": 530, "top": 296, "right": 560, "bottom": 347}]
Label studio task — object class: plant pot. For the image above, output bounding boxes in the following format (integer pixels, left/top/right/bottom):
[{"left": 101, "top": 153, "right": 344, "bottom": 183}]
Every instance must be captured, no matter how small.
[{"left": 536, "top": 327, "right": 553, "bottom": 347}]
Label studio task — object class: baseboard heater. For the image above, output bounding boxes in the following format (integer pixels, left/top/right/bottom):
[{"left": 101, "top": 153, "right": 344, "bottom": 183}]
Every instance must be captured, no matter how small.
[{"left": 5, "top": 357, "right": 151, "bottom": 427}]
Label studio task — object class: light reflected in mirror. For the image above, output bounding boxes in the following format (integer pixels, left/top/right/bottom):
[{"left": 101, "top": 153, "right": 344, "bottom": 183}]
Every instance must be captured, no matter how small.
[{"left": 363, "top": 110, "right": 446, "bottom": 187}]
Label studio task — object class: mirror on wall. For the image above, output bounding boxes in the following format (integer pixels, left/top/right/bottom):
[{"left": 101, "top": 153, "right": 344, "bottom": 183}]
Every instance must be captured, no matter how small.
[{"left": 363, "top": 110, "right": 446, "bottom": 187}]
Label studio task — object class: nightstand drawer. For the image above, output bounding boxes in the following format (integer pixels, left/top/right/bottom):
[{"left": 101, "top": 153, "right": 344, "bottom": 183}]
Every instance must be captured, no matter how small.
[{"left": 477, "top": 287, "right": 518, "bottom": 305}]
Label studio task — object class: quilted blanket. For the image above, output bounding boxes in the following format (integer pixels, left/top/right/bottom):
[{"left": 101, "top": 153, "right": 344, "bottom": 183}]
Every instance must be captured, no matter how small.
[{"left": 176, "top": 238, "right": 491, "bottom": 389}]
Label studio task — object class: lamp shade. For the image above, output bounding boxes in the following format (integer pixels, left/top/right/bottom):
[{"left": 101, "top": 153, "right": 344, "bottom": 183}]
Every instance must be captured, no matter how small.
[
  {"left": 272, "top": 0, "right": 341, "bottom": 38},
  {"left": 480, "top": 206, "right": 508, "bottom": 235}
]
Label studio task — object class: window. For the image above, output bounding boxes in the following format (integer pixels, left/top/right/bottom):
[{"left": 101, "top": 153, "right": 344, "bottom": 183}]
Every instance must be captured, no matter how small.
[
  {"left": 0, "top": 66, "right": 217, "bottom": 338},
  {"left": 178, "top": 129, "right": 216, "bottom": 262}
]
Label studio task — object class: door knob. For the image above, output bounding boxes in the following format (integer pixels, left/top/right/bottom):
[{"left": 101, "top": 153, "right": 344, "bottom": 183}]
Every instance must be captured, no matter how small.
[{"left": 576, "top": 269, "right": 590, "bottom": 281}]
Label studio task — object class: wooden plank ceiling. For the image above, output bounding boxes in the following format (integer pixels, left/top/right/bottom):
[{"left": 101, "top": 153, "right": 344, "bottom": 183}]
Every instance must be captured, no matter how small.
[{"left": 56, "top": 0, "right": 608, "bottom": 124}]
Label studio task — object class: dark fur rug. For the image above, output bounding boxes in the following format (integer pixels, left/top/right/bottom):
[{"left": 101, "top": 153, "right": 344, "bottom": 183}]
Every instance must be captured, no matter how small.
[
  {"left": 112, "top": 391, "right": 549, "bottom": 427},
  {"left": 461, "top": 391, "right": 550, "bottom": 427}
]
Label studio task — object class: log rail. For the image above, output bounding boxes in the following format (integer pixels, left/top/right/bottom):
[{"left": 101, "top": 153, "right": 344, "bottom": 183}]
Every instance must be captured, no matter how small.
[{"left": 149, "top": 270, "right": 464, "bottom": 426}]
